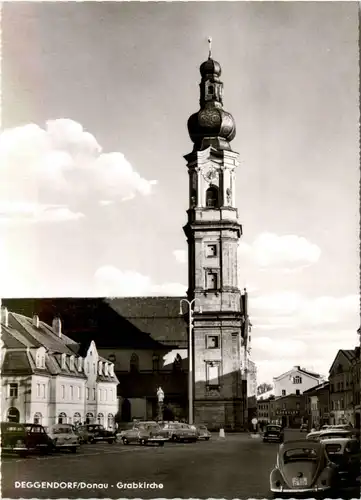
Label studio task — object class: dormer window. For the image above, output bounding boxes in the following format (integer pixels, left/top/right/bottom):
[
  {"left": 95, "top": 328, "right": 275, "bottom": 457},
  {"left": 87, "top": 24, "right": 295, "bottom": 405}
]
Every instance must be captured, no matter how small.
[
  {"left": 61, "top": 353, "right": 66, "bottom": 370},
  {"left": 36, "top": 347, "right": 46, "bottom": 369},
  {"left": 69, "top": 356, "right": 75, "bottom": 371},
  {"left": 78, "top": 358, "right": 82, "bottom": 371},
  {"left": 109, "top": 364, "right": 114, "bottom": 377},
  {"left": 104, "top": 363, "right": 108, "bottom": 376},
  {"left": 98, "top": 361, "right": 103, "bottom": 375}
]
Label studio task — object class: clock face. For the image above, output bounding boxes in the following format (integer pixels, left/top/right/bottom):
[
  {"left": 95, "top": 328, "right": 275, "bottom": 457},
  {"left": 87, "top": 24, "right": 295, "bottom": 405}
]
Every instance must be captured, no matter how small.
[{"left": 202, "top": 166, "right": 218, "bottom": 183}]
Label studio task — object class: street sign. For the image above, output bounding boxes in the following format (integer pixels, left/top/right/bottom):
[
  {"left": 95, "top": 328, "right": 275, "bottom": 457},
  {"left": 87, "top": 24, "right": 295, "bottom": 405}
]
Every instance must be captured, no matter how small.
[{"left": 251, "top": 418, "right": 258, "bottom": 425}]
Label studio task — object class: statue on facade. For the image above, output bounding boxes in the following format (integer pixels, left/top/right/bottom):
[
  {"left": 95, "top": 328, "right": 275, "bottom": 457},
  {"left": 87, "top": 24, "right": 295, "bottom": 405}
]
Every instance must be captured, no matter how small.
[{"left": 157, "top": 386, "right": 164, "bottom": 403}]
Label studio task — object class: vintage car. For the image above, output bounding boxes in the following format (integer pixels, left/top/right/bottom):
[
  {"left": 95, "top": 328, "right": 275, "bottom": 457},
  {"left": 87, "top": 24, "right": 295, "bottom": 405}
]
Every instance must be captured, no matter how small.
[
  {"left": 263, "top": 424, "right": 284, "bottom": 443},
  {"left": 1, "top": 422, "right": 54, "bottom": 457},
  {"left": 77, "top": 424, "right": 116, "bottom": 444},
  {"left": 322, "top": 437, "right": 360, "bottom": 486},
  {"left": 270, "top": 439, "right": 338, "bottom": 497},
  {"left": 161, "top": 422, "right": 198, "bottom": 442},
  {"left": 46, "top": 423, "right": 79, "bottom": 452},
  {"left": 116, "top": 422, "right": 134, "bottom": 440},
  {"left": 121, "top": 421, "right": 169, "bottom": 446},
  {"left": 306, "top": 430, "right": 322, "bottom": 441},
  {"left": 195, "top": 424, "right": 211, "bottom": 440},
  {"left": 23, "top": 423, "right": 54, "bottom": 454}
]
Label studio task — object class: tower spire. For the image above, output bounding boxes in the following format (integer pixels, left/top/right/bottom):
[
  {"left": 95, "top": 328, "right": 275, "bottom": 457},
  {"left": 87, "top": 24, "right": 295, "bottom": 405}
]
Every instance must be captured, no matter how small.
[{"left": 208, "top": 36, "right": 212, "bottom": 59}]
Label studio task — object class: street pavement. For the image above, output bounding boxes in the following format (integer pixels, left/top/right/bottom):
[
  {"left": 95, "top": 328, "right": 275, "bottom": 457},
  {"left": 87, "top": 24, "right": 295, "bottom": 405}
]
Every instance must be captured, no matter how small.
[{"left": 1, "top": 429, "right": 359, "bottom": 499}]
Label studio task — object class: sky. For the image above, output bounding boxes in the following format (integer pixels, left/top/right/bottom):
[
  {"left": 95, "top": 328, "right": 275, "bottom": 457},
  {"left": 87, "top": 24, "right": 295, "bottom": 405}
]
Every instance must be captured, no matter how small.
[{"left": 1, "top": 1, "right": 359, "bottom": 385}]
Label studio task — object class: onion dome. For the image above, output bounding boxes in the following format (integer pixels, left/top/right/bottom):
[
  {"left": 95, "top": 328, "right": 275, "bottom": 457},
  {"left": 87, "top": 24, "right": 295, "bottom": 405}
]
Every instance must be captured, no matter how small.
[{"left": 187, "top": 39, "right": 236, "bottom": 151}]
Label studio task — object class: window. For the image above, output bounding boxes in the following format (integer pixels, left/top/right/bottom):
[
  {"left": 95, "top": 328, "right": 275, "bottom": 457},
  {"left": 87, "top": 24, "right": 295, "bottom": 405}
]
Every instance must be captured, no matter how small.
[
  {"left": 282, "top": 390, "right": 286, "bottom": 396},
  {"left": 78, "top": 358, "right": 82, "bottom": 371},
  {"left": 61, "top": 354, "right": 66, "bottom": 370},
  {"left": 206, "top": 185, "right": 219, "bottom": 208},
  {"left": 97, "top": 413, "right": 104, "bottom": 426},
  {"left": 130, "top": 353, "right": 139, "bottom": 372},
  {"left": 104, "top": 363, "right": 109, "bottom": 376},
  {"left": 99, "top": 361, "right": 103, "bottom": 375},
  {"left": 206, "top": 335, "right": 220, "bottom": 349},
  {"left": 92, "top": 388, "right": 96, "bottom": 400},
  {"left": 340, "top": 398, "right": 344, "bottom": 410},
  {"left": 61, "top": 385, "right": 65, "bottom": 399},
  {"left": 33, "top": 412, "right": 42, "bottom": 424},
  {"left": 108, "top": 414, "right": 114, "bottom": 430},
  {"left": 58, "top": 412, "right": 67, "bottom": 424},
  {"left": 206, "top": 271, "right": 217, "bottom": 290},
  {"left": 93, "top": 363, "right": 96, "bottom": 374},
  {"left": 42, "top": 384, "right": 46, "bottom": 398},
  {"left": 109, "top": 364, "right": 114, "bottom": 376},
  {"left": 296, "top": 389, "right": 300, "bottom": 395},
  {"left": 69, "top": 356, "right": 75, "bottom": 371},
  {"left": 293, "top": 376, "right": 302, "bottom": 384},
  {"left": 73, "top": 412, "right": 81, "bottom": 424},
  {"left": 206, "top": 244, "right": 217, "bottom": 257},
  {"left": 152, "top": 354, "right": 160, "bottom": 371},
  {"left": 86, "top": 412, "right": 93, "bottom": 424},
  {"left": 208, "top": 85, "right": 214, "bottom": 95},
  {"left": 78, "top": 386, "right": 81, "bottom": 399},
  {"left": 70, "top": 386, "right": 74, "bottom": 399},
  {"left": 206, "top": 361, "right": 220, "bottom": 387},
  {"left": 37, "top": 384, "right": 40, "bottom": 397},
  {"left": 86, "top": 388, "right": 89, "bottom": 400},
  {"left": 9, "top": 383, "right": 18, "bottom": 398},
  {"left": 98, "top": 389, "right": 102, "bottom": 401}
]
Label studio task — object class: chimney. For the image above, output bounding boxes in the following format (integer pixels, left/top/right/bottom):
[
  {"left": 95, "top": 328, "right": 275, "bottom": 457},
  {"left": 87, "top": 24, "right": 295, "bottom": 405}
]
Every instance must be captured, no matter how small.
[
  {"left": 1, "top": 306, "right": 9, "bottom": 327},
  {"left": 32, "top": 314, "right": 40, "bottom": 328},
  {"left": 52, "top": 317, "right": 62, "bottom": 337}
]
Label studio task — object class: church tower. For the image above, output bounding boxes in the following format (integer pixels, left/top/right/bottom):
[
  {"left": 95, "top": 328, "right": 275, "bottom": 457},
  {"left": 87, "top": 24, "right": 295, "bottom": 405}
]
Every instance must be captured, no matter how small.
[{"left": 183, "top": 40, "right": 249, "bottom": 430}]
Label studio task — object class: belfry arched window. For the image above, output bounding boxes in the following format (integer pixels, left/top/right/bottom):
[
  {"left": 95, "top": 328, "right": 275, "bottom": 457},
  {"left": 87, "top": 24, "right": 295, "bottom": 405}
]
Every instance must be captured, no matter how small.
[
  {"left": 130, "top": 353, "right": 139, "bottom": 372},
  {"left": 206, "top": 185, "right": 219, "bottom": 208}
]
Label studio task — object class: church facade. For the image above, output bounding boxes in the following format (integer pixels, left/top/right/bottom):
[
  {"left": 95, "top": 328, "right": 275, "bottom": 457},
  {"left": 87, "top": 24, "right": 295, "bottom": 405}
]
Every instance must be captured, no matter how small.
[{"left": 183, "top": 45, "right": 251, "bottom": 429}]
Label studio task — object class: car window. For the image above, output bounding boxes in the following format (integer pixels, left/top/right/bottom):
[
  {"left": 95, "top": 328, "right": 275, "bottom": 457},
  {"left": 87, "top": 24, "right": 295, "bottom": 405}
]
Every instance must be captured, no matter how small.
[
  {"left": 267, "top": 426, "right": 281, "bottom": 432},
  {"left": 51, "top": 427, "right": 73, "bottom": 434},
  {"left": 321, "top": 432, "right": 351, "bottom": 440},
  {"left": 284, "top": 447, "right": 318, "bottom": 463},
  {"left": 30, "top": 426, "right": 44, "bottom": 433}
]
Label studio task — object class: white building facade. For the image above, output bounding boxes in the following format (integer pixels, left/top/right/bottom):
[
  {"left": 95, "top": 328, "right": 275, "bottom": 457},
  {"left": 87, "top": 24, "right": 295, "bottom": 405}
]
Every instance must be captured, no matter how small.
[
  {"left": 1, "top": 307, "right": 119, "bottom": 428},
  {"left": 273, "top": 366, "right": 325, "bottom": 398}
]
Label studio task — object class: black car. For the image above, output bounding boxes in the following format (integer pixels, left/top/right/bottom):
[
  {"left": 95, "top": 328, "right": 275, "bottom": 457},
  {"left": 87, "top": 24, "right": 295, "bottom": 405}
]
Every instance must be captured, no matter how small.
[
  {"left": 263, "top": 424, "right": 284, "bottom": 443},
  {"left": 78, "top": 424, "right": 116, "bottom": 444},
  {"left": 1, "top": 422, "right": 53, "bottom": 457}
]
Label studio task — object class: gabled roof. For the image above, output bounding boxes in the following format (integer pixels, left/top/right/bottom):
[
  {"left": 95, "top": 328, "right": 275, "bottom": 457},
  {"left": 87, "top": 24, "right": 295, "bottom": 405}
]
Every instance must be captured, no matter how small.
[
  {"left": 2, "top": 298, "right": 183, "bottom": 349},
  {"left": 328, "top": 349, "right": 357, "bottom": 375},
  {"left": 2, "top": 351, "right": 32, "bottom": 375},
  {"left": 303, "top": 381, "right": 330, "bottom": 394},
  {"left": 273, "top": 366, "right": 322, "bottom": 381}
]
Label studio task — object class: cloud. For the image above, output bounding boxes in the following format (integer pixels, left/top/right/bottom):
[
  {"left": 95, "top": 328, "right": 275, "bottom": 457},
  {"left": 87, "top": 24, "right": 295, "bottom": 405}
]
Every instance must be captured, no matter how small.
[
  {"left": 252, "top": 336, "right": 307, "bottom": 357},
  {"left": 239, "top": 232, "right": 321, "bottom": 271},
  {"left": 94, "top": 266, "right": 186, "bottom": 297},
  {"left": 173, "top": 249, "right": 187, "bottom": 264},
  {"left": 0, "top": 119, "right": 157, "bottom": 223}
]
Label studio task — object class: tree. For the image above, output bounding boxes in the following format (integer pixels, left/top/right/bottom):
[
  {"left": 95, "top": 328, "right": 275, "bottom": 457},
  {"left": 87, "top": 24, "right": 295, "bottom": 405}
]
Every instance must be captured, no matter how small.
[{"left": 257, "top": 383, "right": 273, "bottom": 396}]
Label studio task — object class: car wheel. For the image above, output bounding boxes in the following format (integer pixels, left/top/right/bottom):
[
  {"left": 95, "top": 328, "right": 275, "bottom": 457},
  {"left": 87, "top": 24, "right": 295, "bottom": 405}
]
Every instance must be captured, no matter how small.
[
  {"left": 89, "top": 437, "right": 95, "bottom": 444},
  {"left": 171, "top": 434, "right": 177, "bottom": 442},
  {"left": 140, "top": 439, "right": 147, "bottom": 446},
  {"left": 205, "top": 437, "right": 210, "bottom": 441},
  {"left": 122, "top": 438, "right": 129, "bottom": 445},
  {"left": 158, "top": 442, "right": 164, "bottom": 447},
  {"left": 108, "top": 439, "right": 114, "bottom": 444}
]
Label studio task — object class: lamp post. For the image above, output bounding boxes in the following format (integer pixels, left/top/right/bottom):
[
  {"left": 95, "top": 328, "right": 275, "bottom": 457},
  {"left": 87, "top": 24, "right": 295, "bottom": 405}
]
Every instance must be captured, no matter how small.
[{"left": 179, "top": 298, "right": 202, "bottom": 425}]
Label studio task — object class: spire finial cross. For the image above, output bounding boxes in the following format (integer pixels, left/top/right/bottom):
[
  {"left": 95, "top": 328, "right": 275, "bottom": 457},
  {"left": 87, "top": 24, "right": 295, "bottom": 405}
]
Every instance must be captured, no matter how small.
[{"left": 208, "top": 37, "right": 212, "bottom": 59}]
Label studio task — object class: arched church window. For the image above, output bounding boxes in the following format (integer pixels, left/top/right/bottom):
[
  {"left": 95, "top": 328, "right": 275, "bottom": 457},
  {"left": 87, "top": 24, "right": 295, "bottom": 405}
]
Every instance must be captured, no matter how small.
[
  {"left": 206, "top": 185, "right": 219, "bottom": 208},
  {"left": 130, "top": 353, "right": 139, "bottom": 372}
]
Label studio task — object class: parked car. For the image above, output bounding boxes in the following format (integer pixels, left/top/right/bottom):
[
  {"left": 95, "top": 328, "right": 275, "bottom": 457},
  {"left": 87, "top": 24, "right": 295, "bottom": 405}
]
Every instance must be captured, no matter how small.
[
  {"left": 195, "top": 424, "right": 211, "bottom": 440},
  {"left": 263, "top": 424, "right": 284, "bottom": 443},
  {"left": 46, "top": 424, "right": 79, "bottom": 452},
  {"left": 322, "top": 437, "right": 360, "bottom": 487},
  {"left": 1, "top": 422, "right": 54, "bottom": 457},
  {"left": 122, "top": 421, "right": 169, "bottom": 446},
  {"left": 75, "top": 424, "right": 115, "bottom": 444},
  {"left": 269, "top": 439, "right": 338, "bottom": 497},
  {"left": 23, "top": 423, "right": 54, "bottom": 454},
  {"left": 116, "top": 422, "right": 134, "bottom": 440},
  {"left": 300, "top": 424, "right": 308, "bottom": 432},
  {"left": 161, "top": 422, "right": 198, "bottom": 442}
]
